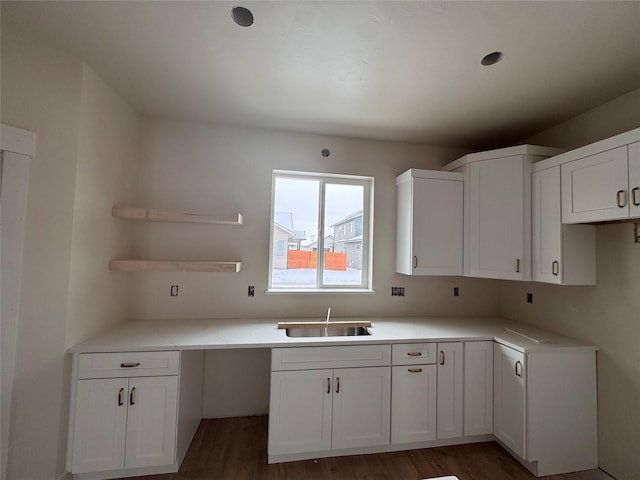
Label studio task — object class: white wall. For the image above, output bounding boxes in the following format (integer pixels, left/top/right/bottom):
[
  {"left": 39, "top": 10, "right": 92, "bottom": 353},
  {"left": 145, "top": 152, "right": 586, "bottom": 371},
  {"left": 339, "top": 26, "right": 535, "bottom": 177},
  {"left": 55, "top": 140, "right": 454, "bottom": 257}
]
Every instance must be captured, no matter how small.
[
  {"left": 134, "top": 118, "right": 500, "bottom": 416},
  {"left": 500, "top": 88, "right": 640, "bottom": 480},
  {"left": 1, "top": 26, "right": 83, "bottom": 480},
  {"left": 132, "top": 117, "right": 498, "bottom": 320},
  {"left": 1, "top": 27, "right": 140, "bottom": 480},
  {"left": 65, "top": 65, "right": 139, "bottom": 347}
]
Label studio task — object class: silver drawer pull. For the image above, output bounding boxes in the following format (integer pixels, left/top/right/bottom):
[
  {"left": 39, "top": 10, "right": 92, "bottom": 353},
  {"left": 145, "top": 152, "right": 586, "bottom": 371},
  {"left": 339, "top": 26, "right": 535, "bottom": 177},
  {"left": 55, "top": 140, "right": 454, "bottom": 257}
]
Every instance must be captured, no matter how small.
[
  {"left": 632, "top": 187, "right": 640, "bottom": 206},
  {"left": 616, "top": 190, "right": 626, "bottom": 208},
  {"left": 130, "top": 387, "right": 136, "bottom": 405},
  {"left": 552, "top": 260, "right": 559, "bottom": 276},
  {"left": 120, "top": 362, "right": 141, "bottom": 368},
  {"left": 408, "top": 368, "right": 423, "bottom": 373},
  {"left": 118, "top": 387, "right": 124, "bottom": 406},
  {"left": 407, "top": 352, "right": 422, "bottom": 357},
  {"left": 439, "top": 350, "right": 445, "bottom": 366}
]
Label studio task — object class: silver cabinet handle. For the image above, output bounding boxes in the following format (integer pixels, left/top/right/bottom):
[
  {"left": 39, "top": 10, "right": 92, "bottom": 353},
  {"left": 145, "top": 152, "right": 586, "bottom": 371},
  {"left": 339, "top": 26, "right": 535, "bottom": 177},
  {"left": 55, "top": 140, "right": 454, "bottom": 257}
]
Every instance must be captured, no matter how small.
[
  {"left": 632, "top": 187, "right": 640, "bottom": 206},
  {"left": 515, "top": 361, "right": 523, "bottom": 377},
  {"left": 413, "top": 256, "right": 418, "bottom": 269},
  {"left": 616, "top": 190, "right": 626, "bottom": 208},
  {"left": 336, "top": 377, "right": 340, "bottom": 394},
  {"left": 439, "top": 350, "right": 445, "bottom": 366},
  {"left": 129, "top": 387, "right": 136, "bottom": 406},
  {"left": 118, "top": 387, "right": 124, "bottom": 406},
  {"left": 515, "top": 258, "right": 521, "bottom": 273},
  {"left": 327, "top": 377, "right": 331, "bottom": 394},
  {"left": 552, "top": 260, "right": 559, "bottom": 276},
  {"left": 120, "top": 362, "right": 141, "bottom": 368},
  {"left": 408, "top": 368, "right": 423, "bottom": 373},
  {"left": 407, "top": 352, "right": 422, "bottom": 357}
]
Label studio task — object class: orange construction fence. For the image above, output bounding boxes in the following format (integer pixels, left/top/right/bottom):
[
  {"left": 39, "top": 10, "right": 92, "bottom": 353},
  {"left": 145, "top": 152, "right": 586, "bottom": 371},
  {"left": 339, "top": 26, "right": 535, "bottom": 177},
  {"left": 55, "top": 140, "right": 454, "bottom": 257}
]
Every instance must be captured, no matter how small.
[{"left": 287, "top": 250, "right": 347, "bottom": 271}]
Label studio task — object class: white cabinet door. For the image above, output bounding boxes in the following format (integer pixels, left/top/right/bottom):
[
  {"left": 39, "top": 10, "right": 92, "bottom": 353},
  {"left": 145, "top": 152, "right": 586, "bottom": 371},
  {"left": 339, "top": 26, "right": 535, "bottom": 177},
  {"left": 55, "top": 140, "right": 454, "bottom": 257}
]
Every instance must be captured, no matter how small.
[
  {"left": 532, "top": 167, "right": 562, "bottom": 284},
  {"left": 561, "top": 146, "right": 629, "bottom": 223},
  {"left": 396, "top": 170, "right": 463, "bottom": 276},
  {"left": 268, "top": 369, "right": 332, "bottom": 455},
  {"left": 436, "top": 342, "right": 463, "bottom": 439},
  {"left": 332, "top": 366, "right": 391, "bottom": 450},
  {"left": 125, "top": 376, "right": 178, "bottom": 469},
  {"left": 533, "top": 167, "right": 596, "bottom": 285},
  {"left": 391, "top": 365, "right": 437, "bottom": 444},
  {"left": 494, "top": 343, "right": 526, "bottom": 459},
  {"left": 629, "top": 141, "right": 640, "bottom": 217},
  {"left": 464, "top": 341, "right": 493, "bottom": 436},
  {"left": 71, "top": 379, "right": 127, "bottom": 473},
  {"left": 467, "top": 156, "right": 527, "bottom": 280}
]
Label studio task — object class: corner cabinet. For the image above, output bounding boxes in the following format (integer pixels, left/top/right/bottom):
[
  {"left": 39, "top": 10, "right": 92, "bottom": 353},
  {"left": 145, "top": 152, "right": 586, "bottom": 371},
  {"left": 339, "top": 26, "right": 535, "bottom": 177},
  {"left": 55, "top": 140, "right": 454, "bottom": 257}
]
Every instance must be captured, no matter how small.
[
  {"left": 110, "top": 206, "right": 242, "bottom": 273},
  {"left": 442, "top": 145, "right": 561, "bottom": 281},
  {"left": 531, "top": 166, "right": 596, "bottom": 285},
  {"left": 395, "top": 169, "right": 463, "bottom": 276},
  {"left": 493, "top": 342, "right": 598, "bottom": 477}
]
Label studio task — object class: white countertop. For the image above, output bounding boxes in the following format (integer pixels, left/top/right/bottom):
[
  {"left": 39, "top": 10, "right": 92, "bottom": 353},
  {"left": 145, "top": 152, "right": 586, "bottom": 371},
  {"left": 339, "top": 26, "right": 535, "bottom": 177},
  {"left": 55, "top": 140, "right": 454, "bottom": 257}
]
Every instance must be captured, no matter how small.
[{"left": 69, "top": 316, "right": 597, "bottom": 354}]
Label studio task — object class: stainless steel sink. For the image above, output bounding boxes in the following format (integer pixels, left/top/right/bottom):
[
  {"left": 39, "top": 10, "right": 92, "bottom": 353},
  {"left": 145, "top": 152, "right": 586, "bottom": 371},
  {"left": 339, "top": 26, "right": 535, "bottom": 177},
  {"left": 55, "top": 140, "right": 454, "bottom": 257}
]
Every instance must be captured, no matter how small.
[{"left": 285, "top": 326, "right": 371, "bottom": 337}]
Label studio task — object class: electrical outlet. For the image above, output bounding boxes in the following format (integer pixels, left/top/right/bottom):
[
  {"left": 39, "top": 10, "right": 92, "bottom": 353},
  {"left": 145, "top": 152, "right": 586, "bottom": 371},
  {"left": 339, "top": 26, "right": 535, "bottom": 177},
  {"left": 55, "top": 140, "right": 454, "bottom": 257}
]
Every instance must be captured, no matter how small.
[
  {"left": 248, "top": 285, "right": 255, "bottom": 297},
  {"left": 527, "top": 292, "right": 533, "bottom": 303},
  {"left": 391, "top": 287, "right": 405, "bottom": 296},
  {"left": 453, "top": 287, "right": 459, "bottom": 297},
  {"left": 170, "top": 285, "right": 179, "bottom": 297}
]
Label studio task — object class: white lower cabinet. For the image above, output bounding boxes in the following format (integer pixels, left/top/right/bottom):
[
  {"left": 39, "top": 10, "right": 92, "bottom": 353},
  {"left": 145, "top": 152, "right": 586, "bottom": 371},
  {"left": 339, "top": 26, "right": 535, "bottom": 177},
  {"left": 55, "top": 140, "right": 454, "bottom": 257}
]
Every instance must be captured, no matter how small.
[
  {"left": 464, "top": 341, "right": 493, "bottom": 436},
  {"left": 268, "top": 345, "right": 391, "bottom": 462},
  {"left": 390, "top": 342, "right": 438, "bottom": 444},
  {"left": 493, "top": 342, "right": 598, "bottom": 476},
  {"left": 331, "top": 367, "right": 391, "bottom": 450},
  {"left": 268, "top": 369, "right": 332, "bottom": 455},
  {"left": 494, "top": 343, "right": 526, "bottom": 458},
  {"left": 72, "top": 378, "right": 129, "bottom": 473},
  {"left": 72, "top": 376, "right": 178, "bottom": 474},
  {"left": 68, "top": 350, "right": 204, "bottom": 479},
  {"left": 391, "top": 364, "right": 437, "bottom": 444},
  {"left": 436, "top": 342, "right": 463, "bottom": 439}
]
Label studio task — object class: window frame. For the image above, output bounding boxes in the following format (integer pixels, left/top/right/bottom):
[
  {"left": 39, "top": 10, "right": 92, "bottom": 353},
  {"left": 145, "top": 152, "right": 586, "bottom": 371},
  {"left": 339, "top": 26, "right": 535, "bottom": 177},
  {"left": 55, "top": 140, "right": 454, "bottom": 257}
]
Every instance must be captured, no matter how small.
[{"left": 267, "top": 169, "right": 374, "bottom": 293}]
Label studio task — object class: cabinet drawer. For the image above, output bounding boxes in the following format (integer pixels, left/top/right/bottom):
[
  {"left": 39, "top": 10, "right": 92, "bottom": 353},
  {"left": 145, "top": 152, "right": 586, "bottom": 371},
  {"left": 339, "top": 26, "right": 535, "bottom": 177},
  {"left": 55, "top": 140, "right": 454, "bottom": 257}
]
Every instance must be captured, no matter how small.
[
  {"left": 392, "top": 343, "right": 437, "bottom": 365},
  {"left": 271, "top": 345, "right": 391, "bottom": 371},
  {"left": 78, "top": 351, "right": 179, "bottom": 379}
]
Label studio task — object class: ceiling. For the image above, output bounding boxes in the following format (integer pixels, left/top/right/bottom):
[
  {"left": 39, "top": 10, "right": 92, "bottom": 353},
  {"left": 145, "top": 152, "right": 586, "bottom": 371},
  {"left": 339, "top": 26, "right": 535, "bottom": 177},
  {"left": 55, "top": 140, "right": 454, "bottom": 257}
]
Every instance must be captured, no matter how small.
[{"left": 3, "top": 1, "right": 640, "bottom": 149}]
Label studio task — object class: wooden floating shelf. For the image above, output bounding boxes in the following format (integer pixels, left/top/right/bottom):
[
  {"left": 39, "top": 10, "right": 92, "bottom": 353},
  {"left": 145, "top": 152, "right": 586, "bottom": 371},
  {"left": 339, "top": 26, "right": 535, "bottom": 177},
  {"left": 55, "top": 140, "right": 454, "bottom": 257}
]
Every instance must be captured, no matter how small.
[
  {"left": 109, "top": 260, "right": 242, "bottom": 273},
  {"left": 112, "top": 207, "right": 243, "bottom": 225},
  {"left": 277, "top": 320, "right": 372, "bottom": 329}
]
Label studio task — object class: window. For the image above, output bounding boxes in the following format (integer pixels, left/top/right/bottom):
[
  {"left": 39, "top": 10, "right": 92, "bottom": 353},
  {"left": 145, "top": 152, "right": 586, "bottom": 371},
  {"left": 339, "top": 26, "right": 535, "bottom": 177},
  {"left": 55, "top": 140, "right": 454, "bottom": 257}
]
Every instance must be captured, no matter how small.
[{"left": 268, "top": 170, "right": 373, "bottom": 292}]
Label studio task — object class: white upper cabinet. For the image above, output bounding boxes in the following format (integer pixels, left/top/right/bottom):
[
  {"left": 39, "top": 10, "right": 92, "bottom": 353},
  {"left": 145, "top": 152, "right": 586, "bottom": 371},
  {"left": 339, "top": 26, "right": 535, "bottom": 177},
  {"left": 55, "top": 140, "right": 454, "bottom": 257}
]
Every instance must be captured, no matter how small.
[
  {"left": 561, "top": 146, "right": 630, "bottom": 222},
  {"left": 442, "top": 145, "right": 561, "bottom": 281},
  {"left": 546, "top": 128, "right": 640, "bottom": 223},
  {"left": 629, "top": 141, "right": 640, "bottom": 217},
  {"left": 396, "top": 169, "right": 463, "bottom": 276},
  {"left": 532, "top": 166, "right": 595, "bottom": 285}
]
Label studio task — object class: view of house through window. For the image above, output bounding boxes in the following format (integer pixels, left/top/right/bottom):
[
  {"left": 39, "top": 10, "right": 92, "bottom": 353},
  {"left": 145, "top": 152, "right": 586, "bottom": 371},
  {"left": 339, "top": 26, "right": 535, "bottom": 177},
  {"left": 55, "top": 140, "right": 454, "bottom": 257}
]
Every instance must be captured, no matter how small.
[{"left": 269, "top": 171, "right": 372, "bottom": 290}]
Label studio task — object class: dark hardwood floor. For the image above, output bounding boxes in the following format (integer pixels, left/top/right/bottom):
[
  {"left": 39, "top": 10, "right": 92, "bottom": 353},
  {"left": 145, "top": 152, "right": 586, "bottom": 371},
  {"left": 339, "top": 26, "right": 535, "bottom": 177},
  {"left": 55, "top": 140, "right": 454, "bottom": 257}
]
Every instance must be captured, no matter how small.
[{"left": 126, "top": 416, "right": 611, "bottom": 480}]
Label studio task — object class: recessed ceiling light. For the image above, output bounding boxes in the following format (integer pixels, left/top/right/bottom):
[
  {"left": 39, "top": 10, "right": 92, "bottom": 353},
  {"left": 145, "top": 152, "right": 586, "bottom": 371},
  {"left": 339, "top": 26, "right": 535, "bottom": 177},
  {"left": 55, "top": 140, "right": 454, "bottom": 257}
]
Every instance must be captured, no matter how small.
[
  {"left": 481, "top": 51, "right": 504, "bottom": 66},
  {"left": 232, "top": 6, "right": 254, "bottom": 27}
]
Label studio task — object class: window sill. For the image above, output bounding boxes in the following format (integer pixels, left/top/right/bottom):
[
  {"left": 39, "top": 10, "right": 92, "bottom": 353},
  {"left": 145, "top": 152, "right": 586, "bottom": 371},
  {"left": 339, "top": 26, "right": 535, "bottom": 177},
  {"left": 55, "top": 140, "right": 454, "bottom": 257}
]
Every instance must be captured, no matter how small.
[{"left": 265, "top": 288, "right": 375, "bottom": 295}]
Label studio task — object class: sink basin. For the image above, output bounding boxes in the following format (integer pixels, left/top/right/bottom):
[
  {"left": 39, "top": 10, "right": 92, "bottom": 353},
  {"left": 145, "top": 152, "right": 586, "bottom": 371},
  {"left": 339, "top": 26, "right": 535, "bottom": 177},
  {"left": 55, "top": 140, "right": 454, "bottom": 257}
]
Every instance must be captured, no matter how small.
[{"left": 285, "top": 326, "right": 371, "bottom": 337}]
